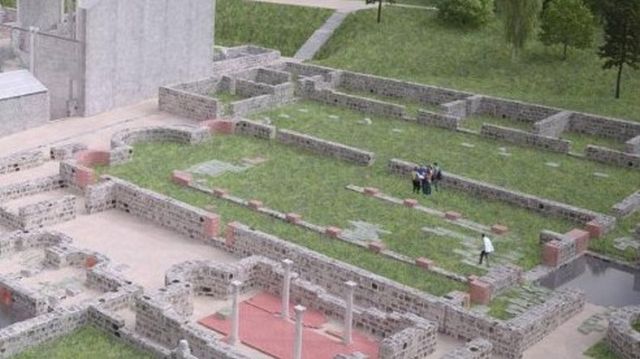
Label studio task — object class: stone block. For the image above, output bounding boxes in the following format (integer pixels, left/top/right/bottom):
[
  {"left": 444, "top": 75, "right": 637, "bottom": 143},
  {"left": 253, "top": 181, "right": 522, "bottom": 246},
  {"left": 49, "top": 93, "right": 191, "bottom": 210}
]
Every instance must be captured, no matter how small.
[
  {"left": 445, "top": 211, "right": 462, "bottom": 221},
  {"left": 364, "top": 187, "right": 380, "bottom": 196},
  {"left": 75, "top": 150, "right": 111, "bottom": 168},
  {"left": 74, "top": 167, "right": 96, "bottom": 188},
  {"left": 285, "top": 213, "right": 302, "bottom": 224},
  {"left": 201, "top": 119, "right": 236, "bottom": 135},
  {"left": 491, "top": 224, "right": 509, "bottom": 235},
  {"left": 203, "top": 213, "right": 220, "bottom": 237},
  {"left": 565, "top": 228, "right": 590, "bottom": 253},
  {"left": 368, "top": 241, "right": 385, "bottom": 253},
  {"left": 212, "top": 187, "right": 228, "bottom": 197},
  {"left": 248, "top": 200, "right": 263, "bottom": 210},
  {"left": 0, "top": 288, "right": 11, "bottom": 306},
  {"left": 85, "top": 255, "right": 98, "bottom": 269},
  {"left": 403, "top": 198, "right": 418, "bottom": 208},
  {"left": 171, "top": 171, "right": 192, "bottom": 187},
  {"left": 542, "top": 241, "right": 560, "bottom": 267},
  {"left": 469, "top": 279, "right": 493, "bottom": 305},
  {"left": 415, "top": 257, "right": 434, "bottom": 270},
  {"left": 225, "top": 221, "right": 241, "bottom": 247},
  {"left": 585, "top": 220, "right": 604, "bottom": 239},
  {"left": 325, "top": 226, "right": 342, "bottom": 238}
]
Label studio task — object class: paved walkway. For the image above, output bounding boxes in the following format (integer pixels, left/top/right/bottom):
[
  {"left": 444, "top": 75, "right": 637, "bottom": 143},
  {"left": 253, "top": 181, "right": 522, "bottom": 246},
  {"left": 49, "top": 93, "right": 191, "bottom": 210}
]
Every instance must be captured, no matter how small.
[{"left": 294, "top": 11, "right": 348, "bottom": 61}]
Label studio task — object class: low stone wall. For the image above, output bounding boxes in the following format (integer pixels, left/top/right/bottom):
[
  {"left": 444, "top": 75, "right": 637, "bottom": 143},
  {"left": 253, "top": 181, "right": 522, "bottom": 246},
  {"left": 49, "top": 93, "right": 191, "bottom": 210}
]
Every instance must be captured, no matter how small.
[
  {"left": 440, "top": 338, "right": 492, "bottom": 359},
  {"left": 276, "top": 129, "right": 375, "bottom": 166},
  {"left": 0, "top": 150, "right": 44, "bottom": 174},
  {"left": 585, "top": 145, "right": 640, "bottom": 169},
  {"left": 0, "top": 175, "right": 65, "bottom": 202},
  {"left": 16, "top": 195, "right": 76, "bottom": 231},
  {"left": 50, "top": 143, "right": 87, "bottom": 160},
  {"left": 474, "top": 96, "right": 558, "bottom": 122},
  {"left": 607, "top": 305, "right": 640, "bottom": 359},
  {"left": 234, "top": 119, "right": 276, "bottom": 139},
  {"left": 212, "top": 45, "right": 281, "bottom": 75},
  {"left": 280, "top": 61, "right": 343, "bottom": 85},
  {"left": 230, "top": 87, "right": 294, "bottom": 117},
  {"left": 339, "top": 71, "right": 471, "bottom": 106},
  {"left": 85, "top": 177, "right": 220, "bottom": 241},
  {"left": 308, "top": 88, "right": 406, "bottom": 119},
  {"left": 234, "top": 67, "right": 291, "bottom": 86},
  {"left": 480, "top": 124, "right": 570, "bottom": 153},
  {"left": 0, "top": 275, "right": 48, "bottom": 318},
  {"left": 533, "top": 111, "right": 571, "bottom": 137},
  {"left": 569, "top": 112, "right": 640, "bottom": 141},
  {"left": 388, "top": 158, "right": 615, "bottom": 232},
  {"left": 417, "top": 110, "right": 460, "bottom": 130},
  {"left": 159, "top": 86, "right": 220, "bottom": 121},
  {"left": 626, "top": 135, "right": 640, "bottom": 154},
  {"left": 612, "top": 191, "right": 640, "bottom": 218}
]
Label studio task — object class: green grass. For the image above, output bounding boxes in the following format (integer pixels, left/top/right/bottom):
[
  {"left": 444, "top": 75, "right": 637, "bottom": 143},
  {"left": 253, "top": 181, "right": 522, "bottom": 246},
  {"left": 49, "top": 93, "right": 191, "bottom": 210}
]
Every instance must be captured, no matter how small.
[
  {"left": 261, "top": 101, "right": 639, "bottom": 214},
  {"left": 461, "top": 115, "right": 535, "bottom": 132},
  {"left": 634, "top": 320, "right": 640, "bottom": 332},
  {"left": 584, "top": 340, "right": 621, "bottom": 359},
  {"left": 215, "top": 0, "right": 332, "bottom": 57},
  {"left": 560, "top": 131, "right": 627, "bottom": 154},
  {"left": 0, "top": 0, "right": 15, "bottom": 8},
  {"left": 336, "top": 87, "right": 441, "bottom": 116},
  {"left": 486, "top": 290, "right": 516, "bottom": 320},
  {"left": 314, "top": 8, "right": 640, "bottom": 122},
  {"left": 14, "top": 326, "right": 154, "bottom": 359}
]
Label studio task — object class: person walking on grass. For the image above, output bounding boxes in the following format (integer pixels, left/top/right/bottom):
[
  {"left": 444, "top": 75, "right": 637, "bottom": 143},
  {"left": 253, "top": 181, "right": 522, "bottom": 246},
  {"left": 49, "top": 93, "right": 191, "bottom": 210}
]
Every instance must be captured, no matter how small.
[
  {"left": 422, "top": 165, "right": 432, "bottom": 196},
  {"left": 479, "top": 233, "right": 494, "bottom": 266},
  {"left": 411, "top": 166, "right": 422, "bottom": 194},
  {"left": 432, "top": 162, "right": 442, "bottom": 192}
]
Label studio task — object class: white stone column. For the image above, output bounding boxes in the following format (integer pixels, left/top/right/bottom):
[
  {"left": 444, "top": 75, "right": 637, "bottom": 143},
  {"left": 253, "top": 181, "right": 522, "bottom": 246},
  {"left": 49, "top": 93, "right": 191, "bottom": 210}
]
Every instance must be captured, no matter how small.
[
  {"left": 229, "top": 280, "right": 242, "bottom": 346},
  {"left": 281, "top": 258, "right": 293, "bottom": 318},
  {"left": 344, "top": 281, "right": 357, "bottom": 345},
  {"left": 293, "top": 305, "right": 306, "bottom": 359}
]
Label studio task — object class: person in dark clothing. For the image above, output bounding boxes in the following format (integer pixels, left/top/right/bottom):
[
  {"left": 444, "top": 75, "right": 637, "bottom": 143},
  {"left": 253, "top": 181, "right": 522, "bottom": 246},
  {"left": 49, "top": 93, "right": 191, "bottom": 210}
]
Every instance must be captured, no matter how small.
[
  {"left": 422, "top": 165, "right": 432, "bottom": 196},
  {"left": 411, "top": 167, "right": 422, "bottom": 193},
  {"left": 432, "top": 163, "right": 442, "bottom": 192}
]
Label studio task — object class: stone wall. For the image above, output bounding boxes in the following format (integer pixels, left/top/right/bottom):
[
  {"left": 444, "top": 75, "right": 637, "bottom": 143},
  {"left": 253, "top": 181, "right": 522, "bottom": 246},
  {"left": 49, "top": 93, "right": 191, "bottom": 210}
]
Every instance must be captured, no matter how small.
[
  {"left": 612, "top": 191, "right": 640, "bottom": 218},
  {"left": 379, "top": 325, "right": 436, "bottom": 359},
  {"left": 533, "top": 111, "right": 571, "bottom": 138},
  {"left": 0, "top": 72, "right": 50, "bottom": 136},
  {"left": 0, "top": 175, "right": 65, "bottom": 202},
  {"left": 388, "top": 158, "right": 615, "bottom": 231},
  {"left": 626, "top": 136, "right": 640, "bottom": 154},
  {"left": 585, "top": 145, "right": 640, "bottom": 169},
  {"left": 480, "top": 124, "right": 571, "bottom": 153},
  {"left": 230, "top": 89, "right": 294, "bottom": 117},
  {"left": 474, "top": 96, "right": 558, "bottom": 122},
  {"left": 158, "top": 86, "right": 221, "bottom": 121},
  {"left": 417, "top": 110, "right": 460, "bottom": 130},
  {"left": 0, "top": 274, "right": 48, "bottom": 318},
  {"left": 16, "top": 195, "right": 76, "bottom": 231},
  {"left": 607, "top": 306, "right": 640, "bottom": 359},
  {"left": 276, "top": 129, "right": 375, "bottom": 166},
  {"left": 212, "top": 46, "right": 281, "bottom": 75},
  {"left": 0, "top": 150, "right": 44, "bottom": 175},
  {"left": 234, "top": 119, "right": 276, "bottom": 139},
  {"left": 569, "top": 112, "right": 640, "bottom": 141},
  {"left": 338, "top": 71, "right": 471, "bottom": 106},
  {"left": 439, "top": 338, "right": 492, "bottom": 359},
  {"left": 308, "top": 88, "right": 406, "bottom": 119}
]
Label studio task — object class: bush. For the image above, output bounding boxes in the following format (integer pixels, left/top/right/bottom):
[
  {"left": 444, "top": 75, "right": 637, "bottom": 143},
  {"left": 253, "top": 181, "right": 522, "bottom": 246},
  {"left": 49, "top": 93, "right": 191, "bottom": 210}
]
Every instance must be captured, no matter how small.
[{"left": 437, "top": 0, "right": 494, "bottom": 28}]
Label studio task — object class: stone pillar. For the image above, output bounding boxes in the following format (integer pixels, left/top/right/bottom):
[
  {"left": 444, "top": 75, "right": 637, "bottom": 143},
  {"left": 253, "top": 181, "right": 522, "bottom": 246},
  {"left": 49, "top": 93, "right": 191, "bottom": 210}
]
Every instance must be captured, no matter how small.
[
  {"left": 28, "top": 26, "right": 39, "bottom": 74},
  {"left": 281, "top": 258, "right": 293, "bottom": 319},
  {"left": 293, "top": 305, "right": 306, "bottom": 359},
  {"left": 229, "top": 280, "right": 242, "bottom": 345},
  {"left": 344, "top": 281, "right": 357, "bottom": 345}
]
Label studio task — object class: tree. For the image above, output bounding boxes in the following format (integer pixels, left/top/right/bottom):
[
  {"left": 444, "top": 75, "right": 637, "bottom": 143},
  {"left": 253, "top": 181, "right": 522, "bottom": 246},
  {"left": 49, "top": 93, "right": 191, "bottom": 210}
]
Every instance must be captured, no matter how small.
[
  {"left": 599, "top": 0, "right": 640, "bottom": 99},
  {"left": 366, "top": 0, "right": 396, "bottom": 23},
  {"left": 497, "top": 0, "right": 542, "bottom": 60},
  {"left": 539, "top": 0, "right": 594, "bottom": 59},
  {"left": 437, "top": 0, "right": 494, "bottom": 28}
]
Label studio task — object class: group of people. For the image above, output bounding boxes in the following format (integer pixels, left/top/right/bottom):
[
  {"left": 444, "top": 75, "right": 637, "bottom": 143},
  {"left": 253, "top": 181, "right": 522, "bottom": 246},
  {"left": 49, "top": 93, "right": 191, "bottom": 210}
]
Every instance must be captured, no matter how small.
[{"left": 411, "top": 163, "right": 442, "bottom": 196}]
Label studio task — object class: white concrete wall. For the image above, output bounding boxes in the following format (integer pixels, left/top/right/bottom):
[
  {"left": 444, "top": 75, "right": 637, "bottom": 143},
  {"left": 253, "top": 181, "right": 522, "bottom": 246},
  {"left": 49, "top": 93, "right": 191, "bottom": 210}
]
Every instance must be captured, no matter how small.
[
  {"left": 79, "top": 0, "right": 214, "bottom": 116},
  {"left": 18, "top": 0, "right": 63, "bottom": 31},
  {"left": 0, "top": 92, "right": 50, "bottom": 136}
]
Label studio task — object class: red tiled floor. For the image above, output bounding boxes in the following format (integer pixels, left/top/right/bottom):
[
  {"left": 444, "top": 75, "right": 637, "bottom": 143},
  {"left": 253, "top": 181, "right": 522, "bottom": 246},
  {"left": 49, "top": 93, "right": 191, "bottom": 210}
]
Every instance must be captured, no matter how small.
[
  {"left": 198, "top": 292, "right": 379, "bottom": 359},
  {"left": 246, "top": 292, "right": 327, "bottom": 329}
]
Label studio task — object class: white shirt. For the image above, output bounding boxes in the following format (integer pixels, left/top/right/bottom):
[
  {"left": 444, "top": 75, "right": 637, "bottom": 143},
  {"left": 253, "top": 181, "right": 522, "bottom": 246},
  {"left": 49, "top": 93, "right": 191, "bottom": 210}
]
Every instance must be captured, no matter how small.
[{"left": 483, "top": 236, "right": 494, "bottom": 253}]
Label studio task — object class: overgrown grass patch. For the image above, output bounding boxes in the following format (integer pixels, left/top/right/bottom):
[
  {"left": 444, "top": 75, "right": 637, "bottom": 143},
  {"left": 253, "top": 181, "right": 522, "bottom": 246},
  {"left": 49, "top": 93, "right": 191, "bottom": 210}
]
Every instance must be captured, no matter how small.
[
  {"left": 315, "top": 8, "right": 640, "bottom": 122},
  {"left": 14, "top": 326, "right": 154, "bottom": 359},
  {"left": 584, "top": 340, "right": 620, "bottom": 359},
  {"left": 215, "top": 0, "right": 332, "bottom": 56}
]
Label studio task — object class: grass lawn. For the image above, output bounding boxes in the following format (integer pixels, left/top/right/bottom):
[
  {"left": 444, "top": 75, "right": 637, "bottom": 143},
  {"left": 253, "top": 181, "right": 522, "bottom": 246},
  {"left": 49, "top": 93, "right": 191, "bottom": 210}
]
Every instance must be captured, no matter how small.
[
  {"left": 584, "top": 340, "right": 620, "bottom": 359},
  {"left": 14, "top": 326, "right": 154, "bottom": 359},
  {"left": 460, "top": 115, "right": 534, "bottom": 133},
  {"left": 634, "top": 319, "right": 640, "bottom": 332},
  {"left": 259, "top": 101, "right": 639, "bottom": 214},
  {"left": 314, "top": 8, "right": 640, "bottom": 122},
  {"left": 0, "top": 0, "right": 15, "bottom": 8},
  {"left": 215, "top": 0, "right": 332, "bottom": 57}
]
